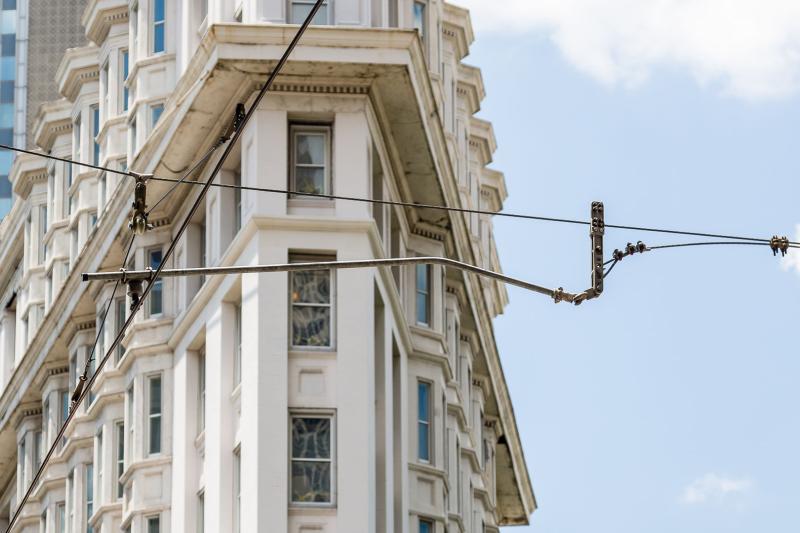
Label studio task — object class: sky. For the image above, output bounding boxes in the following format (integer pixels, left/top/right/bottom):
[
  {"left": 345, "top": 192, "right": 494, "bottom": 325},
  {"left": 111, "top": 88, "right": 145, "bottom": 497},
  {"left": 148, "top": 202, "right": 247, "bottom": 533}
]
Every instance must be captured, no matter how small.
[{"left": 451, "top": 1, "right": 800, "bottom": 532}]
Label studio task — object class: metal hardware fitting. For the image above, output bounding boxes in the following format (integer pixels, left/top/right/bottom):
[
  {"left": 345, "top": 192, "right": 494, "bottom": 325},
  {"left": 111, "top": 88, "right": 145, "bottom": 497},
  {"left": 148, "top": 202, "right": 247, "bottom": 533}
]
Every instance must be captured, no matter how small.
[
  {"left": 129, "top": 173, "right": 154, "bottom": 235},
  {"left": 770, "top": 235, "right": 790, "bottom": 256}
]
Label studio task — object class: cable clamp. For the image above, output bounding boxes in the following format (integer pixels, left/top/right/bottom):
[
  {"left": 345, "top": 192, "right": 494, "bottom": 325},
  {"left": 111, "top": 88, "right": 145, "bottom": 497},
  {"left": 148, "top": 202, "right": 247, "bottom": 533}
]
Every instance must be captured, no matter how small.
[
  {"left": 553, "top": 287, "right": 566, "bottom": 304},
  {"left": 119, "top": 267, "right": 128, "bottom": 283},
  {"left": 129, "top": 175, "right": 153, "bottom": 235},
  {"left": 770, "top": 235, "right": 790, "bottom": 257}
]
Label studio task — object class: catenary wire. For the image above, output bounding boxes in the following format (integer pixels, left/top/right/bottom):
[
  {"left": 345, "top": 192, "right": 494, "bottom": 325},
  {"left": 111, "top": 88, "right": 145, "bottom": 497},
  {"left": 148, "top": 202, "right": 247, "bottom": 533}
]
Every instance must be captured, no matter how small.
[
  {"left": 2, "top": 142, "right": 797, "bottom": 247},
  {"left": 4, "top": 2, "right": 325, "bottom": 531}
]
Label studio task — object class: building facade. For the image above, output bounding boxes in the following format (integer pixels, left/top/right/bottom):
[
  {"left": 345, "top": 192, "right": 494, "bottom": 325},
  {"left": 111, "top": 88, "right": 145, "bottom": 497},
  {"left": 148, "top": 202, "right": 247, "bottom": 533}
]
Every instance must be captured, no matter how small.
[{"left": 0, "top": 1, "right": 535, "bottom": 532}]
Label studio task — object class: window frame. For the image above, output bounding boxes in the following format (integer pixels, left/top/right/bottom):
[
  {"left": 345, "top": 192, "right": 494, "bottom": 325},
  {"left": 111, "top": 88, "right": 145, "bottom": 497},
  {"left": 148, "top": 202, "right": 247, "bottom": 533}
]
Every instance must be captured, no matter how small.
[
  {"left": 415, "top": 263, "right": 431, "bottom": 326},
  {"left": 151, "top": 0, "right": 165, "bottom": 54},
  {"left": 197, "top": 348, "right": 205, "bottom": 434},
  {"left": 289, "top": 124, "right": 332, "bottom": 198},
  {"left": 417, "top": 379, "right": 432, "bottom": 464},
  {"left": 150, "top": 101, "right": 164, "bottom": 131},
  {"left": 288, "top": 411, "right": 337, "bottom": 507},
  {"left": 233, "top": 446, "right": 241, "bottom": 532},
  {"left": 233, "top": 303, "right": 242, "bottom": 387},
  {"left": 146, "top": 373, "right": 162, "bottom": 456},
  {"left": 289, "top": 255, "right": 336, "bottom": 350},
  {"left": 120, "top": 48, "right": 129, "bottom": 113},
  {"left": 146, "top": 514, "right": 161, "bottom": 533},
  {"left": 147, "top": 247, "right": 164, "bottom": 317},
  {"left": 413, "top": 1, "right": 427, "bottom": 42},
  {"left": 114, "top": 420, "right": 125, "bottom": 499},
  {"left": 419, "top": 517, "right": 435, "bottom": 533},
  {"left": 288, "top": 0, "right": 331, "bottom": 25}
]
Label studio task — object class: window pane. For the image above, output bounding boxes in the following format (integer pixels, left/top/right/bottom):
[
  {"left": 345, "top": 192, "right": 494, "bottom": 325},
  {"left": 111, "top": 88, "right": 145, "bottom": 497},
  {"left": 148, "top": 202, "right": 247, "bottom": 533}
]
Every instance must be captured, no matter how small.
[
  {"left": 413, "top": 2, "right": 425, "bottom": 37},
  {"left": 418, "top": 422, "right": 429, "bottom": 461},
  {"left": 153, "top": 24, "right": 164, "bottom": 53},
  {"left": 418, "top": 382, "right": 429, "bottom": 421},
  {"left": 0, "top": 80, "right": 12, "bottom": 102},
  {"left": 150, "top": 281, "right": 162, "bottom": 315},
  {"left": 154, "top": 0, "right": 164, "bottom": 21},
  {"left": 294, "top": 167, "right": 325, "bottom": 194},
  {"left": 151, "top": 104, "right": 163, "bottom": 126},
  {"left": 292, "top": 270, "right": 330, "bottom": 304},
  {"left": 149, "top": 249, "right": 162, "bottom": 269},
  {"left": 291, "top": 306, "right": 331, "bottom": 347},
  {"left": 149, "top": 377, "right": 161, "bottom": 415},
  {"left": 291, "top": 461, "right": 331, "bottom": 502},
  {"left": 416, "top": 264, "right": 428, "bottom": 292},
  {"left": 295, "top": 134, "right": 325, "bottom": 165},
  {"left": 290, "top": 4, "right": 328, "bottom": 25},
  {"left": 2, "top": 0, "right": 16, "bottom": 10},
  {"left": 1, "top": 12, "right": 14, "bottom": 33},
  {"left": 1, "top": 33, "right": 14, "bottom": 56},
  {"left": 419, "top": 520, "right": 433, "bottom": 533},
  {"left": 0, "top": 56, "right": 13, "bottom": 80},
  {"left": 147, "top": 516, "right": 160, "bottom": 533},
  {"left": 416, "top": 293, "right": 428, "bottom": 324},
  {"left": 291, "top": 417, "right": 331, "bottom": 459}
]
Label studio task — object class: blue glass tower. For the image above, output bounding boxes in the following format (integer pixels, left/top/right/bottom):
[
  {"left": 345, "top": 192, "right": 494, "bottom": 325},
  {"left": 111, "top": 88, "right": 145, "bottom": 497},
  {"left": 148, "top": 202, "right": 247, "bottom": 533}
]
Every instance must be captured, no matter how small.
[{"left": 0, "top": 0, "right": 15, "bottom": 217}]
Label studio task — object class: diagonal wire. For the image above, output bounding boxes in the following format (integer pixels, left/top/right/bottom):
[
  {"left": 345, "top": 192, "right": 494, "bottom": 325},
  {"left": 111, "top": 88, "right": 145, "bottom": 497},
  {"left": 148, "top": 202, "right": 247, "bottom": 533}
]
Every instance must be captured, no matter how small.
[{"left": 4, "top": 2, "right": 326, "bottom": 531}]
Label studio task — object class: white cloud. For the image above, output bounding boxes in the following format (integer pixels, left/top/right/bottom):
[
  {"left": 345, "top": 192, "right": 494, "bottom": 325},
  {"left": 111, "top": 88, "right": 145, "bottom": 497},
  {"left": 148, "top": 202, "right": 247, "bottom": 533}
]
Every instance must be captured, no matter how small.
[
  {"left": 780, "top": 225, "right": 800, "bottom": 275},
  {"left": 680, "top": 473, "right": 753, "bottom": 505},
  {"left": 453, "top": 0, "right": 800, "bottom": 100}
]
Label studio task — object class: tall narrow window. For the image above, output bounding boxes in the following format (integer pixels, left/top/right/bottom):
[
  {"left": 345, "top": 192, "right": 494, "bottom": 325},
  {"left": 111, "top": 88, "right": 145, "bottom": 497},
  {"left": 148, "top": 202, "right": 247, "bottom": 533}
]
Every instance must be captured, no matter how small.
[
  {"left": 17, "top": 436, "right": 25, "bottom": 487},
  {"left": 131, "top": 3, "right": 138, "bottom": 60},
  {"left": 95, "top": 429, "right": 103, "bottom": 508},
  {"left": 98, "top": 172, "right": 106, "bottom": 210},
  {"left": 56, "top": 502, "right": 65, "bottom": 533},
  {"left": 121, "top": 49, "right": 129, "bottom": 113},
  {"left": 415, "top": 264, "right": 430, "bottom": 326},
  {"left": 233, "top": 171, "right": 241, "bottom": 232},
  {"left": 64, "top": 158, "right": 72, "bottom": 217},
  {"left": 127, "top": 383, "right": 135, "bottom": 461},
  {"left": 413, "top": 2, "right": 426, "bottom": 40},
  {"left": 130, "top": 116, "right": 137, "bottom": 155},
  {"left": 148, "top": 248, "right": 163, "bottom": 316},
  {"left": 38, "top": 205, "right": 47, "bottom": 264},
  {"left": 290, "top": 260, "right": 333, "bottom": 348},
  {"left": 33, "top": 431, "right": 41, "bottom": 472},
  {"left": 198, "top": 491, "right": 205, "bottom": 533},
  {"left": 147, "top": 515, "right": 160, "bottom": 533},
  {"left": 233, "top": 448, "right": 241, "bottom": 532},
  {"left": 102, "top": 61, "right": 109, "bottom": 118},
  {"left": 150, "top": 103, "right": 164, "bottom": 129},
  {"left": 60, "top": 390, "right": 69, "bottom": 447},
  {"left": 197, "top": 349, "right": 205, "bottom": 434},
  {"left": 115, "top": 297, "right": 126, "bottom": 363},
  {"left": 85, "top": 463, "right": 94, "bottom": 533},
  {"left": 42, "top": 397, "right": 50, "bottom": 445},
  {"left": 290, "top": 125, "right": 331, "bottom": 196},
  {"left": 88, "top": 348, "right": 97, "bottom": 405},
  {"left": 290, "top": 415, "right": 334, "bottom": 504},
  {"left": 74, "top": 113, "right": 81, "bottom": 169},
  {"left": 91, "top": 104, "right": 100, "bottom": 165},
  {"left": 147, "top": 375, "right": 162, "bottom": 455},
  {"left": 152, "top": 0, "right": 165, "bottom": 53},
  {"left": 233, "top": 303, "right": 242, "bottom": 386},
  {"left": 417, "top": 381, "right": 431, "bottom": 463},
  {"left": 289, "top": 0, "right": 329, "bottom": 25},
  {"left": 115, "top": 420, "right": 125, "bottom": 499}
]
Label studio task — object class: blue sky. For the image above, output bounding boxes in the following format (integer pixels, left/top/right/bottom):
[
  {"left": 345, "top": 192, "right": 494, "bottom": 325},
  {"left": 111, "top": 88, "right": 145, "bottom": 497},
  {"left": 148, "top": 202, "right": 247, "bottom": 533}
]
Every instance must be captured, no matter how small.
[{"left": 458, "top": 6, "right": 800, "bottom": 533}]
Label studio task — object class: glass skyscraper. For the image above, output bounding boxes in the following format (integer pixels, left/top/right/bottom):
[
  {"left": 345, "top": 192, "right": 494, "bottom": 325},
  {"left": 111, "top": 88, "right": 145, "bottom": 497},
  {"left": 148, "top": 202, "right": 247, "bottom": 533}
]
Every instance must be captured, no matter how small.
[{"left": 0, "top": 0, "right": 16, "bottom": 217}]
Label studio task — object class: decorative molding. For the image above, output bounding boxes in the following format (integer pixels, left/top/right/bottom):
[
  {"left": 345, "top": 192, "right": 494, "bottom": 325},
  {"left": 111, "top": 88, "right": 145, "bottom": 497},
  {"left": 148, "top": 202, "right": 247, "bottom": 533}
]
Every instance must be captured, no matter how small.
[{"left": 273, "top": 81, "right": 370, "bottom": 95}]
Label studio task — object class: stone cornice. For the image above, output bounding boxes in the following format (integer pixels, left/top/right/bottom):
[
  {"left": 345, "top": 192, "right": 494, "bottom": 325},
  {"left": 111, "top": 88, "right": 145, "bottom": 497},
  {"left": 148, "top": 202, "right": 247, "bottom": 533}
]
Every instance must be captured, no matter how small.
[
  {"left": 33, "top": 99, "right": 74, "bottom": 151},
  {"left": 82, "top": 0, "right": 129, "bottom": 46},
  {"left": 442, "top": 2, "right": 475, "bottom": 60},
  {"left": 56, "top": 45, "right": 101, "bottom": 102},
  {"left": 10, "top": 153, "right": 48, "bottom": 199}
]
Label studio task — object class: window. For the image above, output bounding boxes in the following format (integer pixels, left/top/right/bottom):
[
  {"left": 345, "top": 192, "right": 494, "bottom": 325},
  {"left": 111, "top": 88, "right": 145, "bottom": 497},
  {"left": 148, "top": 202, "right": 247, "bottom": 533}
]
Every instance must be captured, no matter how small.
[
  {"left": 131, "top": 3, "right": 138, "bottom": 60},
  {"left": 86, "top": 463, "right": 94, "bottom": 532},
  {"left": 115, "top": 421, "right": 125, "bottom": 499},
  {"left": 42, "top": 397, "right": 50, "bottom": 445},
  {"left": 114, "top": 297, "right": 126, "bottom": 363},
  {"left": 198, "top": 0, "right": 207, "bottom": 22},
  {"left": 38, "top": 205, "right": 47, "bottom": 264},
  {"left": 233, "top": 171, "right": 241, "bottom": 232},
  {"left": 419, "top": 518, "right": 434, "bottom": 533},
  {"left": 98, "top": 172, "right": 106, "bottom": 210},
  {"left": 152, "top": 0, "right": 165, "bottom": 53},
  {"left": 17, "top": 436, "right": 25, "bottom": 486},
  {"left": 415, "top": 264, "right": 430, "bottom": 325},
  {"left": 74, "top": 113, "right": 81, "bottom": 167},
  {"left": 289, "top": 0, "right": 329, "bottom": 25},
  {"left": 33, "top": 430, "right": 41, "bottom": 472},
  {"left": 147, "top": 375, "right": 162, "bottom": 454},
  {"left": 64, "top": 158, "right": 72, "bottom": 217},
  {"left": 233, "top": 304, "right": 242, "bottom": 386},
  {"left": 290, "top": 261, "right": 333, "bottom": 348},
  {"left": 290, "top": 414, "right": 334, "bottom": 504},
  {"left": 126, "top": 383, "right": 134, "bottom": 461},
  {"left": 56, "top": 502, "right": 65, "bottom": 533},
  {"left": 233, "top": 448, "right": 241, "bottom": 532},
  {"left": 60, "top": 390, "right": 69, "bottom": 447},
  {"left": 91, "top": 104, "right": 100, "bottom": 165},
  {"left": 101, "top": 61, "right": 109, "bottom": 118},
  {"left": 121, "top": 49, "right": 129, "bottom": 112},
  {"left": 67, "top": 469, "right": 75, "bottom": 528},
  {"left": 289, "top": 125, "right": 330, "bottom": 196},
  {"left": 150, "top": 103, "right": 164, "bottom": 129},
  {"left": 147, "top": 515, "right": 160, "bottom": 533},
  {"left": 197, "top": 349, "right": 205, "bottom": 434},
  {"left": 413, "top": 2, "right": 426, "bottom": 41},
  {"left": 148, "top": 248, "right": 163, "bottom": 316},
  {"left": 417, "top": 381, "right": 431, "bottom": 463},
  {"left": 88, "top": 347, "right": 97, "bottom": 405},
  {"left": 95, "top": 429, "right": 103, "bottom": 507}
]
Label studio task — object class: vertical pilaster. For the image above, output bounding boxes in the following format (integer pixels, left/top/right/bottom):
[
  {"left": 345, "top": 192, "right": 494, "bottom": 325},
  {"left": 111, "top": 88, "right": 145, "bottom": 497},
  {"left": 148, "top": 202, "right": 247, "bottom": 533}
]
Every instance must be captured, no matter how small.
[{"left": 334, "top": 112, "right": 371, "bottom": 219}]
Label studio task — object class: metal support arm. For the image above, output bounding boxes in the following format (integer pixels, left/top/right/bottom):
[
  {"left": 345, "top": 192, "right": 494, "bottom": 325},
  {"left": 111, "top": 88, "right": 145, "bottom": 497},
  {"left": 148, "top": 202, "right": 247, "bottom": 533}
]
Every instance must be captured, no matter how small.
[{"left": 83, "top": 256, "right": 585, "bottom": 304}]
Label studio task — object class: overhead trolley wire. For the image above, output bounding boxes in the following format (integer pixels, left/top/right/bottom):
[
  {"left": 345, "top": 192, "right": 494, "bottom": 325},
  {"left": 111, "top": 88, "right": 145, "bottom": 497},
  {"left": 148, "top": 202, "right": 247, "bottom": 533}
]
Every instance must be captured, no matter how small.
[
  {"left": 2, "top": 142, "right": 796, "bottom": 249},
  {"left": 4, "top": 2, "right": 327, "bottom": 531}
]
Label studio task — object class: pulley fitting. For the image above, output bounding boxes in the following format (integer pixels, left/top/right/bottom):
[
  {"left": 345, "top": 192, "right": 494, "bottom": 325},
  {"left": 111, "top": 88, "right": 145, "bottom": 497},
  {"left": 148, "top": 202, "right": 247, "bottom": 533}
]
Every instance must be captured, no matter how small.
[
  {"left": 127, "top": 279, "right": 144, "bottom": 312},
  {"left": 770, "top": 235, "right": 790, "bottom": 257},
  {"left": 612, "top": 241, "right": 649, "bottom": 262}
]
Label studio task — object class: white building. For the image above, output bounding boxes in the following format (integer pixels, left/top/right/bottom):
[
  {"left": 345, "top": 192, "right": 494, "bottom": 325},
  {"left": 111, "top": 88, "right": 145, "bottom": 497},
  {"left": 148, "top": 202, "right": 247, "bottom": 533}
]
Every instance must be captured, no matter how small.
[{"left": 0, "top": 1, "right": 536, "bottom": 532}]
